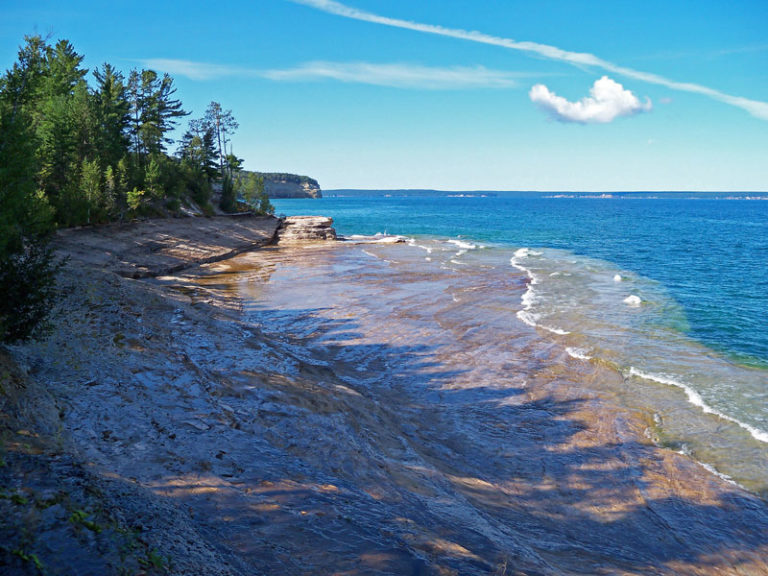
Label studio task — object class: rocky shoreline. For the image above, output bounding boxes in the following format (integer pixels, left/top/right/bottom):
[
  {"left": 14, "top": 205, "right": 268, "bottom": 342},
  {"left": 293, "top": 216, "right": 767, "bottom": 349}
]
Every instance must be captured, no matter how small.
[
  {"left": 52, "top": 214, "right": 337, "bottom": 278},
  {"left": 2, "top": 216, "right": 768, "bottom": 575},
  {"left": 1, "top": 214, "right": 337, "bottom": 575}
]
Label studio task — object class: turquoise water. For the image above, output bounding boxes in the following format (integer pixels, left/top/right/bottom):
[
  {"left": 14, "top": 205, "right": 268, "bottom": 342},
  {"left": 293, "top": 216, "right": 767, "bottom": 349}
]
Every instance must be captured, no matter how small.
[
  {"left": 275, "top": 195, "right": 768, "bottom": 368},
  {"left": 273, "top": 194, "right": 768, "bottom": 488}
]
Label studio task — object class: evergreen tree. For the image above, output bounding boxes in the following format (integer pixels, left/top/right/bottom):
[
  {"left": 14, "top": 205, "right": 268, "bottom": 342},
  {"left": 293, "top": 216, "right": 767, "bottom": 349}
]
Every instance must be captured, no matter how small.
[
  {"left": 127, "top": 69, "right": 187, "bottom": 168},
  {"left": 178, "top": 118, "right": 218, "bottom": 181},
  {"left": 127, "top": 69, "right": 143, "bottom": 165},
  {"left": 25, "top": 37, "right": 102, "bottom": 225},
  {"left": 219, "top": 172, "right": 237, "bottom": 213},
  {"left": 0, "top": 31, "right": 276, "bottom": 338},
  {"left": 44, "top": 39, "right": 87, "bottom": 96},
  {"left": 93, "top": 63, "right": 130, "bottom": 175},
  {"left": 203, "top": 101, "right": 238, "bottom": 176},
  {"left": 0, "top": 41, "right": 59, "bottom": 343}
]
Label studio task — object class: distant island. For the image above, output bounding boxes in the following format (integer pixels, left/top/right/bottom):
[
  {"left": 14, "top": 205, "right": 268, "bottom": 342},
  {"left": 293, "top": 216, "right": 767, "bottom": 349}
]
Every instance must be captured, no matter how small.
[{"left": 326, "top": 189, "right": 498, "bottom": 198}]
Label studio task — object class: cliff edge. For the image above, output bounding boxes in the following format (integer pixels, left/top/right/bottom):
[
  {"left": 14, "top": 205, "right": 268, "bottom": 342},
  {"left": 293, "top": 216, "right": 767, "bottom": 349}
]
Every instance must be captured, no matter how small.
[{"left": 255, "top": 172, "right": 322, "bottom": 199}]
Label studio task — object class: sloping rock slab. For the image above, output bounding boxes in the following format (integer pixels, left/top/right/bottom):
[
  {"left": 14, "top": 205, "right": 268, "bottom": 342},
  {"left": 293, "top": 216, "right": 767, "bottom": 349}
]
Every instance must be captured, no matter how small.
[{"left": 55, "top": 214, "right": 281, "bottom": 278}]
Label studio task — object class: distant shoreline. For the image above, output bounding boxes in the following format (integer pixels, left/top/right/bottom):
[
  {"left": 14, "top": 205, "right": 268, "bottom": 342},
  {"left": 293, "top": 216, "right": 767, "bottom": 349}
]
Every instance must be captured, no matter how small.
[{"left": 322, "top": 189, "right": 768, "bottom": 199}]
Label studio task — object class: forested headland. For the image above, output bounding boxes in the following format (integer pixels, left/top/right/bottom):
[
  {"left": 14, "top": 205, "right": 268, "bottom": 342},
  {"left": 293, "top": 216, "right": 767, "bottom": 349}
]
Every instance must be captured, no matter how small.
[{"left": 0, "top": 35, "right": 272, "bottom": 343}]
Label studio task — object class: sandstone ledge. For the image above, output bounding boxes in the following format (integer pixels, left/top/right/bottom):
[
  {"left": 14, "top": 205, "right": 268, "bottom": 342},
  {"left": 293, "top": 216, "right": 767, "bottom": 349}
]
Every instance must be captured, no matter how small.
[
  {"left": 277, "top": 215, "right": 337, "bottom": 242},
  {"left": 55, "top": 214, "right": 282, "bottom": 279},
  {"left": 54, "top": 214, "right": 339, "bottom": 278}
]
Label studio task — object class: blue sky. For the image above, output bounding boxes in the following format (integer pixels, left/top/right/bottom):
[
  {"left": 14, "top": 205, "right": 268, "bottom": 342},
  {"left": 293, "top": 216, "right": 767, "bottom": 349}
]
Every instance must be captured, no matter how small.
[{"left": 2, "top": 0, "right": 767, "bottom": 190}]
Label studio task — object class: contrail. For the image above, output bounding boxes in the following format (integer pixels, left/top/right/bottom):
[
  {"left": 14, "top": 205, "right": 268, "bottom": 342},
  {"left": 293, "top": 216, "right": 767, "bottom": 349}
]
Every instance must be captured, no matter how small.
[{"left": 291, "top": 0, "right": 768, "bottom": 120}]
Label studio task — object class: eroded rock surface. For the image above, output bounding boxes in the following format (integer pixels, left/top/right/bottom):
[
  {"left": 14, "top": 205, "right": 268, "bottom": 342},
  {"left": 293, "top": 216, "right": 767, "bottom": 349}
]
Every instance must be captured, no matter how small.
[
  {"left": 55, "top": 214, "right": 281, "bottom": 278},
  {"left": 278, "top": 215, "right": 337, "bottom": 242},
  {"left": 5, "top": 224, "right": 768, "bottom": 575}
]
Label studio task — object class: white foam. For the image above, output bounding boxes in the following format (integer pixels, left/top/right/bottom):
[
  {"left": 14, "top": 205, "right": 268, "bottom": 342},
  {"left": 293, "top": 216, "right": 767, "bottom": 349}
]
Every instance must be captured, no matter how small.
[
  {"left": 375, "top": 235, "right": 408, "bottom": 244},
  {"left": 408, "top": 239, "right": 433, "bottom": 254},
  {"left": 510, "top": 258, "right": 539, "bottom": 285},
  {"left": 447, "top": 239, "right": 477, "bottom": 250},
  {"left": 697, "top": 460, "right": 741, "bottom": 487},
  {"left": 613, "top": 274, "right": 623, "bottom": 282},
  {"left": 515, "top": 295, "right": 570, "bottom": 335},
  {"left": 510, "top": 250, "right": 569, "bottom": 334},
  {"left": 512, "top": 247, "right": 542, "bottom": 259},
  {"left": 675, "top": 447, "right": 743, "bottom": 488},
  {"left": 520, "top": 287, "right": 538, "bottom": 308},
  {"left": 628, "top": 368, "right": 768, "bottom": 444},
  {"left": 516, "top": 310, "right": 538, "bottom": 329},
  {"left": 566, "top": 347, "right": 593, "bottom": 360},
  {"left": 347, "top": 233, "right": 407, "bottom": 244},
  {"left": 624, "top": 294, "right": 642, "bottom": 306},
  {"left": 361, "top": 249, "right": 395, "bottom": 264}
]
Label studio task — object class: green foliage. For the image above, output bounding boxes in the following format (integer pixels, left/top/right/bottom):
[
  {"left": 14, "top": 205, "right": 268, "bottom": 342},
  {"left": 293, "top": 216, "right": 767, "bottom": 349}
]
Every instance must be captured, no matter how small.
[
  {"left": 225, "top": 153, "right": 243, "bottom": 174},
  {"left": 144, "top": 155, "right": 163, "bottom": 200},
  {"left": 4, "top": 493, "right": 29, "bottom": 505},
  {"left": 256, "top": 172, "right": 319, "bottom": 187},
  {"left": 0, "top": 234, "right": 60, "bottom": 344},
  {"left": 204, "top": 101, "right": 238, "bottom": 175},
  {"left": 33, "top": 42, "right": 93, "bottom": 219},
  {"left": 236, "top": 172, "right": 274, "bottom": 215},
  {"left": 93, "top": 63, "right": 130, "bottom": 171},
  {"left": 219, "top": 172, "right": 237, "bottom": 213},
  {"left": 0, "top": 33, "right": 278, "bottom": 340},
  {"left": 126, "top": 188, "right": 146, "bottom": 214},
  {"left": 127, "top": 69, "right": 187, "bottom": 165},
  {"left": 178, "top": 161, "right": 212, "bottom": 209},
  {"left": 0, "top": 41, "right": 60, "bottom": 344},
  {"left": 80, "top": 157, "right": 106, "bottom": 223},
  {"left": 138, "top": 547, "right": 171, "bottom": 572},
  {"left": 178, "top": 120, "right": 218, "bottom": 181},
  {"left": 69, "top": 508, "right": 103, "bottom": 533},
  {"left": 10, "top": 548, "right": 45, "bottom": 573}
]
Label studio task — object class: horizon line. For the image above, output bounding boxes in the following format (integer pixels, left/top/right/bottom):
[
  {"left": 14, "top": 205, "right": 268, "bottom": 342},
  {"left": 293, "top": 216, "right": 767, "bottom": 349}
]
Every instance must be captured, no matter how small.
[{"left": 320, "top": 188, "right": 768, "bottom": 194}]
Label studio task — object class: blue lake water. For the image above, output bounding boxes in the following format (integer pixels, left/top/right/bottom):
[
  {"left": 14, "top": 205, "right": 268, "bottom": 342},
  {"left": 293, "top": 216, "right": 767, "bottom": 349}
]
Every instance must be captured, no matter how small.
[
  {"left": 273, "top": 193, "right": 768, "bottom": 490},
  {"left": 275, "top": 195, "right": 768, "bottom": 367}
]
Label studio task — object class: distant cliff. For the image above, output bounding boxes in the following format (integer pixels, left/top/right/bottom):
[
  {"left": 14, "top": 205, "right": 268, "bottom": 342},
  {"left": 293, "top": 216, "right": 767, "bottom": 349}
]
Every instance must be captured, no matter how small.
[{"left": 254, "top": 172, "right": 322, "bottom": 199}]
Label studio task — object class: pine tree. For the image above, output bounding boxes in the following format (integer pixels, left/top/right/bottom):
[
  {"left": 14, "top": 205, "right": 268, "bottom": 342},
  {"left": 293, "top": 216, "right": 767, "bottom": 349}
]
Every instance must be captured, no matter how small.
[
  {"left": 179, "top": 118, "right": 218, "bottom": 180},
  {"left": 203, "top": 101, "right": 238, "bottom": 177},
  {"left": 127, "top": 69, "right": 188, "bottom": 169},
  {"left": 25, "top": 37, "right": 102, "bottom": 224},
  {"left": 0, "top": 40, "right": 59, "bottom": 343},
  {"left": 93, "top": 63, "right": 130, "bottom": 175}
]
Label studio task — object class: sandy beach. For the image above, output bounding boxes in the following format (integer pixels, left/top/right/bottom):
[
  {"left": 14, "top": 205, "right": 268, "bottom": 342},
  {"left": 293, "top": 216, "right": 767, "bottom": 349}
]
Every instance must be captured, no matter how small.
[{"left": 3, "top": 216, "right": 768, "bottom": 575}]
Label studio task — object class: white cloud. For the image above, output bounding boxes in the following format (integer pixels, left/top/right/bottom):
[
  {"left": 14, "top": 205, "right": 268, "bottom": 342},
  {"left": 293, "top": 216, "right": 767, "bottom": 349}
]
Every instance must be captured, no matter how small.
[
  {"left": 263, "top": 62, "right": 522, "bottom": 89},
  {"left": 290, "top": 0, "right": 768, "bottom": 121},
  {"left": 139, "top": 58, "right": 530, "bottom": 90},
  {"left": 138, "top": 59, "right": 249, "bottom": 80},
  {"left": 530, "top": 76, "right": 651, "bottom": 124}
]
